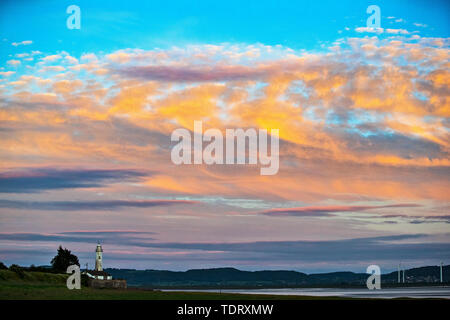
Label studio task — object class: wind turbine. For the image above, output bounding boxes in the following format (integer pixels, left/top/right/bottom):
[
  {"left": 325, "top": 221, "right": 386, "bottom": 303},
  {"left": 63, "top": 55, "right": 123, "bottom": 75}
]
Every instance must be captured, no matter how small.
[{"left": 403, "top": 266, "right": 405, "bottom": 283}]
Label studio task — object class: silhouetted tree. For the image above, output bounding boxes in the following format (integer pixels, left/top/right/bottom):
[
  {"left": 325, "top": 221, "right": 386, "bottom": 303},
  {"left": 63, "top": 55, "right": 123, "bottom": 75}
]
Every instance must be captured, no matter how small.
[
  {"left": 0, "top": 261, "right": 7, "bottom": 270},
  {"left": 51, "top": 246, "right": 79, "bottom": 273}
]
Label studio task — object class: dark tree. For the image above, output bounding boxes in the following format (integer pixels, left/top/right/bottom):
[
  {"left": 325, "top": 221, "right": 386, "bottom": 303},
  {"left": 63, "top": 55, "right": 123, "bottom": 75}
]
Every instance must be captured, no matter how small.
[
  {"left": 0, "top": 261, "right": 7, "bottom": 270},
  {"left": 51, "top": 246, "right": 79, "bottom": 273}
]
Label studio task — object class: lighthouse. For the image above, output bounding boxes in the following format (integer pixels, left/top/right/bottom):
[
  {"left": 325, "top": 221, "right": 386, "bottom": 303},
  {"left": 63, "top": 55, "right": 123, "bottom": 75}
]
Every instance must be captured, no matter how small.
[
  {"left": 95, "top": 242, "right": 103, "bottom": 271},
  {"left": 84, "top": 242, "right": 125, "bottom": 287},
  {"left": 85, "top": 242, "right": 112, "bottom": 280}
]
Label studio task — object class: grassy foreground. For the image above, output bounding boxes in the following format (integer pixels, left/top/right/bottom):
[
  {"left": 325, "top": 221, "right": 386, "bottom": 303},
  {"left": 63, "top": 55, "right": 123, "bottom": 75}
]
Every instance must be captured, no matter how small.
[{"left": 0, "top": 270, "right": 339, "bottom": 300}]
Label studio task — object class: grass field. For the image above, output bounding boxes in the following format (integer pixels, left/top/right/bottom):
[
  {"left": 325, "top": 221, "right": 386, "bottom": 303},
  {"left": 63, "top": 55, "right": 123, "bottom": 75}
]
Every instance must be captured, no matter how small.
[{"left": 0, "top": 270, "right": 339, "bottom": 300}]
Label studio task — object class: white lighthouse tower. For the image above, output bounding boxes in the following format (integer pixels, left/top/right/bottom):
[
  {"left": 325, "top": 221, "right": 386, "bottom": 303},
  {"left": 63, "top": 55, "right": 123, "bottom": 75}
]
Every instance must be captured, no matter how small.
[
  {"left": 95, "top": 242, "right": 103, "bottom": 271},
  {"left": 84, "top": 242, "right": 112, "bottom": 280}
]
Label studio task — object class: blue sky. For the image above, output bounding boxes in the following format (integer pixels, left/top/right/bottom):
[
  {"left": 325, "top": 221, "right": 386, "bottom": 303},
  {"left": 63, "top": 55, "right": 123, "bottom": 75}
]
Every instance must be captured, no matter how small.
[{"left": 1, "top": 0, "right": 449, "bottom": 61}]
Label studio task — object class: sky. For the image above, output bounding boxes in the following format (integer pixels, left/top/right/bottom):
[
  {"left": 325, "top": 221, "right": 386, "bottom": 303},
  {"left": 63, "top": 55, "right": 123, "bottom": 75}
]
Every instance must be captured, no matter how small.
[{"left": 0, "top": 0, "right": 449, "bottom": 273}]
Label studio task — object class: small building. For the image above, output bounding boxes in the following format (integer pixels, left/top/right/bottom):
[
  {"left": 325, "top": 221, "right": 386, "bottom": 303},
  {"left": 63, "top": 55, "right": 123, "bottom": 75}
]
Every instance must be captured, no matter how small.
[{"left": 86, "top": 270, "right": 112, "bottom": 280}]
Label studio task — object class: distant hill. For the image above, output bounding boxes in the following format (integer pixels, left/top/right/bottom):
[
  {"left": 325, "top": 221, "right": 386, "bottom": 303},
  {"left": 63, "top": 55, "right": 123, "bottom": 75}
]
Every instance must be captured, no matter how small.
[
  {"left": 105, "top": 267, "right": 308, "bottom": 287},
  {"left": 105, "top": 265, "right": 450, "bottom": 288}
]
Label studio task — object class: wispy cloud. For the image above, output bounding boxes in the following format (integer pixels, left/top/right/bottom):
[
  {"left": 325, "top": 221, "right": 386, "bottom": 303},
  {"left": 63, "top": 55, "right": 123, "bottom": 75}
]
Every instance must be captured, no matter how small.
[
  {"left": 6, "top": 59, "right": 21, "bottom": 66},
  {"left": 0, "top": 199, "right": 198, "bottom": 211},
  {"left": 11, "top": 40, "right": 32, "bottom": 47},
  {"left": 381, "top": 214, "right": 450, "bottom": 224},
  {"left": 0, "top": 230, "right": 156, "bottom": 243},
  {"left": 259, "top": 204, "right": 421, "bottom": 217},
  {"left": 0, "top": 168, "right": 146, "bottom": 193},
  {"left": 115, "top": 65, "right": 270, "bottom": 82},
  {"left": 354, "top": 27, "right": 409, "bottom": 34}
]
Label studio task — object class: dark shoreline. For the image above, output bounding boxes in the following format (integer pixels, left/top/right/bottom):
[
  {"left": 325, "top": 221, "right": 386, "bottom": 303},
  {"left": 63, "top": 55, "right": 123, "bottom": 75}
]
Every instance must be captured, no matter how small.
[{"left": 132, "top": 283, "right": 450, "bottom": 290}]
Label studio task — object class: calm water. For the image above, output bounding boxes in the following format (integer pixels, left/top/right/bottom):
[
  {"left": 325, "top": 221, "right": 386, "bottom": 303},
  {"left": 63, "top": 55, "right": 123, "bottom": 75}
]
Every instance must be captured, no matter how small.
[{"left": 164, "top": 287, "right": 450, "bottom": 299}]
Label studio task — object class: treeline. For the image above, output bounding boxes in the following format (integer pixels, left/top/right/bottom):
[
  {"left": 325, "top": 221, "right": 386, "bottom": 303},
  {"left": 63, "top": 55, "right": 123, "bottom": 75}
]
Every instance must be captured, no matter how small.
[{"left": 0, "top": 245, "right": 80, "bottom": 278}]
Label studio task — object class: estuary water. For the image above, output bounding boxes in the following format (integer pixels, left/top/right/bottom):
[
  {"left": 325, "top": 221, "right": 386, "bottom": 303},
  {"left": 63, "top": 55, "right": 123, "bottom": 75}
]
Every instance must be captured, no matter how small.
[{"left": 164, "top": 287, "right": 450, "bottom": 299}]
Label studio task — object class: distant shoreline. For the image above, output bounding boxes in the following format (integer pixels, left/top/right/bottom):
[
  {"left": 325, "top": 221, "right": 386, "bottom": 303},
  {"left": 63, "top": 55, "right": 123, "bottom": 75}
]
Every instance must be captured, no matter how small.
[
  {"left": 131, "top": 283, "right": 450, "bottom": 290},
  {"left": 161, "top": 287, "right": 450, "bottom": 299},
  {"left": 105, "top": 265, "right": 449, "bottom": 288}
]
